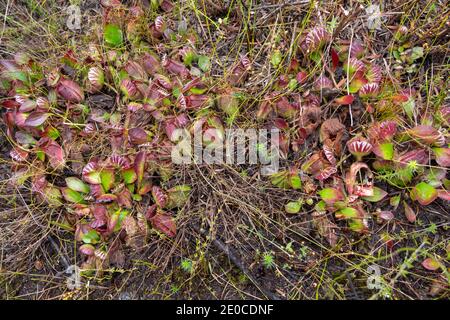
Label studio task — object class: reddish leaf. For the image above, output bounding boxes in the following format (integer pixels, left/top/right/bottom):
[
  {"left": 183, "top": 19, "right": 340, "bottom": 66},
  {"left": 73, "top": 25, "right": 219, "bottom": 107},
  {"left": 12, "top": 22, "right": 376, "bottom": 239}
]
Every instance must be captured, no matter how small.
[
  {"left": 334, "top": 95, "right": 354, "bottom": 105},
  {"left": 128, "top": 127, "right": 149, "bottom": 145},
  {"left": 437, "top": 189, "right": 450, "bottom": 201},
  {"left": 152, "top": 186, "right": 168, "bottom": 208},
  {"left": 331, "top": 48, "right": 339, "bottom": 70},
  {"left": 138, "top": 181, "right": 152, "bottom": 195},
  {"left": 19, "top": 100, "right": 37, "bottom": 112},
  {"left": 377, "top": 210, "right": 394, "bottom": 222},
  {"left": 14, "top": 112, "right": 28, "bottom": 127},
  {"left": 407, "top": 125, "right": 443, "bottom": 145},
  {"left": 79, "top": 244, "right": 95, "bottom": 256},
  {"left": 2, "top": 99, "right": 20, "bottom": 109},
  {"left": 150, "top": 212, "right": 176, "bottom": 238},
  {"left": 433, "top": 148, "right": 450, "bottom": 167},
  {"left": 256, "top": 99, "right": 273, "bottom": 120},
  {"left": 39, "top": 138, "right": 65, "bottom": 169},
  {"left": 162, "top": 58, "right": 189, "bottom": 78},
  {"left": 56, "top": 78, "right": 84, "bottom": 103},
  {"left": 116, "top": 188, "right": 132, "bottom": 208},
  {"left": 134, "top": 151, "right": 146, "bottom": 187},
  {"left": 141, "top": 52, "right": 161, "bottom": 75},
  {"left": 391, "top": 94, "right": 409, "bottom": 103},
  {"left": 319, "top": 118, "right": 346, "bottom": 143},
  {"left": 396, "top": 149, "right": 428, "bottom": 167},
  {"left": 185, "top": 94, "right": 210, "bottom": 110},
  {"left": 91, "top": 205, "right": 108, "bottom": 231},
  {"left": 422, "top": 258, "right": 440, "bottom": 271},
  {"left": 124, "top": 60, "right": 147, "bottom": 80},
  {"left": 403, "top": 201, "right": 416, "bottom": 223},
  {"left": 275, "top": 97, "right": 297, "bottom": 118},
  {"left": 120, "top": 79, "right": 139, "bottom": 99},
  {"left": 296, "top": 71, "right": 307, "bottom": 84},
  {"left": 144, "top": 204, "right": 157, "bottom": 220},
  {"left": 24, "top": 112, "right": 49, "bottom": 127}
]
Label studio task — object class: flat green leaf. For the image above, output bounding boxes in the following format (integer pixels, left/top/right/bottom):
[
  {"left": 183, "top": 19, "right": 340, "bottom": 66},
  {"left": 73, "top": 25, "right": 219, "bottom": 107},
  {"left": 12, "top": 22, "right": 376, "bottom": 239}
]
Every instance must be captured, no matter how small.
[
  {"left": 182, "top": 51, "right": 196, "bottom": 66},
  {"left": 270, "top": 171, "right": 289, "bottom": 189},
  {"left": 348, "top": 218, "right": 366, "bottom": 233},
  {"left": 337, "top": 207, "right": 359, "bottom": 219},
  {"left": 348, "top": 78, "right": 365, "bottom": 93},
  {"left": 82, "top": 229, "right": 100, "bottom": 244},
  {"left": 197, "top": 55, "right": 211, "bottom": 72},
  {"left": 314, "top": 200, "right": 327, "bottom": 213},
  {"left": 84, "top": 171, "right": 101, "bottom": 184},
  {"left": 411, "top": 182, "right": 437, "bottom": 205},
  {"left": 361, "top": 186, "right": 387, "bottom": 202},
  {"left": 289, "top": 175, "right": 302, "bottom": 190},
  {"left": 132, "top": 194, "right": 142, "bottom": 201},
  {"left": 61, "top": 187, "right": 85, "bottom": 204},
  {"left": 104, "top": 24, "right": 123, "bottom": 47},
  {"left": 110, "top": 209, "right": 129, "bottom": 233},
  {"left": 285, "top": 201, "right": 302, "bottom": 214},
  {"left": 65, "top": 177, "right": 90, "bottom": 194},
  {"left": 36, "top": 150, "right": 45, "bottom": 161},
  {"left": 5, "top": 70, "right": 28, "bottom": 82},
  {"left": 122, "top": 167, "right": 137, "bottom": 184},
  {"left": 271, "top": 50, "right": 282, "bottom": 67},
  {"left": 402, "top": 98, "right": 415, "bottom": 119},
  {"left": 43, "top": 186, "right": 62, "bottom": 207},
  {"left": 318, "top": 188, "right": 343, "bottom": 204},
  {"left": 100, "top": 169, "right": 115, "bottom": 192},
  {"left": 375, "top": 142, "right": 394, "bottom": 160},
  {"left": 46, "top": 127, "right": 61, "bottom": 140},
  {"left": 410, "top": 47, "right": 424, "bottom": 61}
]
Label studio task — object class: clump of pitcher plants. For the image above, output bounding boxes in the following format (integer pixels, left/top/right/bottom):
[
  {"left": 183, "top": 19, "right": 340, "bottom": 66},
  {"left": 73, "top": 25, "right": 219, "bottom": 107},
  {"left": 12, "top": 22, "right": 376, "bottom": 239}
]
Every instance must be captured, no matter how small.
[
  {"left": 260, "top": 24, "right": 449, "bottom": 245},
  {"left": 1, "top": 3, "right": 449, "bottom": 273}
]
